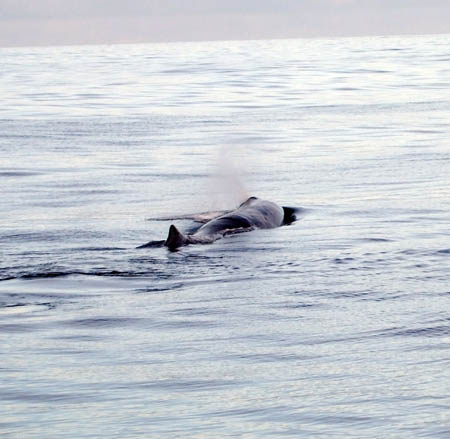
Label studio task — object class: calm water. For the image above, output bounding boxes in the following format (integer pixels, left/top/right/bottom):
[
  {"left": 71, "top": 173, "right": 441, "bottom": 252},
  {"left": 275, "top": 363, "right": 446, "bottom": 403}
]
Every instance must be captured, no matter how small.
[{"left": 1, "top": 35, "right": 450, "bottom": 438}]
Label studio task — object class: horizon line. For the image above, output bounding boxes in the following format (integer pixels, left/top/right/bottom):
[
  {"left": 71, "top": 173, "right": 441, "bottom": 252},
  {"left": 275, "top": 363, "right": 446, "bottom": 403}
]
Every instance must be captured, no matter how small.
[{"left": 1, "top": 30, "right": 449, "bottom": 51}]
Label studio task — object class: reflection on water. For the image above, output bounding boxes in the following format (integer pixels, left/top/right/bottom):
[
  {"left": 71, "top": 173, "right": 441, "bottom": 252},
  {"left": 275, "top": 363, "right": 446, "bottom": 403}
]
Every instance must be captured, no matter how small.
[{"left": 1, "top": 34, "right": 450, "bottom": 438}]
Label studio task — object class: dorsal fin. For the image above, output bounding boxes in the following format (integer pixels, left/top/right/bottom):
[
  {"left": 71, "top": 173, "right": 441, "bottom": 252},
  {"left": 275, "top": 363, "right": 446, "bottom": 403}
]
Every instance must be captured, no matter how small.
[
  {"left": 164, "top": 225, "right": 188, "bottom": 250},
  {"left": 239, "top": 196, "right": 258, "bottom": 208}
]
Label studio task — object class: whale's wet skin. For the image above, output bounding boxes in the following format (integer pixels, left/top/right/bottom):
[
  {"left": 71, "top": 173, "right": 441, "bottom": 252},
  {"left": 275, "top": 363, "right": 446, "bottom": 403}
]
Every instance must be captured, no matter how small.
[
  {"left": 139, "top": 197, "right": 300, "bottom": 250},
  {"left": 1, "top": 35, "right": 450, "bottom": 438}
]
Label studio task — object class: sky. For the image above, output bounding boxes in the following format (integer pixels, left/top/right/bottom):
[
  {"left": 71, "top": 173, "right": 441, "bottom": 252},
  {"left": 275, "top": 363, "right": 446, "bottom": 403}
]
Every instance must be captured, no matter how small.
[{"left": 1, "top": 0, "right": 450, "bottom": 47}]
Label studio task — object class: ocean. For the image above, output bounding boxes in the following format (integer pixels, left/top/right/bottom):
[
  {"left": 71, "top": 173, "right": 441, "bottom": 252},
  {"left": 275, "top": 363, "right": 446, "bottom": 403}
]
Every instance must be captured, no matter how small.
[{"left": 1, "top": 34, "right": 450, "bottom": 438}]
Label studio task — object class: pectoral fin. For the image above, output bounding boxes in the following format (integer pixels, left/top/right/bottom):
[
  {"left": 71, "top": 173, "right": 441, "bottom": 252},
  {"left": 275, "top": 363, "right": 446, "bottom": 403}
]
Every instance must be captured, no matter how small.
[
  {"left": 164, "top": 225, "right": 189, "bottom": 250},
  {"left": 282, "top": 206, "right": 298, "bottom": 225},
  {"left": 282, "top": 206, "right": 308, "bottom": 225}
]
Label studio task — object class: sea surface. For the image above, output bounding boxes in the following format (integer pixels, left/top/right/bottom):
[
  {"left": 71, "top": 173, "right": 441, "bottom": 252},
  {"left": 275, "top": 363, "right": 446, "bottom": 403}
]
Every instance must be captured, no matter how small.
[{"left": 1, "top": 34, "right": 450, "bottom": 438}]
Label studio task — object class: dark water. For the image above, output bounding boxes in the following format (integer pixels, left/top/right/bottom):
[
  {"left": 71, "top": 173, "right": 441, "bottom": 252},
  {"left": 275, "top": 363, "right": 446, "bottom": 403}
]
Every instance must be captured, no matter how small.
[{"left": 1, "top": 35, "right": 450, "bottom": 438}]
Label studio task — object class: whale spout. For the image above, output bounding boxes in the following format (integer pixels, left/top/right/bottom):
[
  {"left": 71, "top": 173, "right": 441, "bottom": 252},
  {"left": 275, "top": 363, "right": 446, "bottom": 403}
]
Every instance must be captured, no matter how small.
[{"left": 164, "top": 224, "right": 188, "bottom": 250}]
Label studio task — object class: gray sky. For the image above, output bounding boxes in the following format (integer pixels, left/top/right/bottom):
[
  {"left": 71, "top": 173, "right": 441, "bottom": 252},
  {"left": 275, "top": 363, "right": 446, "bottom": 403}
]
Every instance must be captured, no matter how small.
[{"left": 1, "top": 0, "right": 449, "bottom": 47}]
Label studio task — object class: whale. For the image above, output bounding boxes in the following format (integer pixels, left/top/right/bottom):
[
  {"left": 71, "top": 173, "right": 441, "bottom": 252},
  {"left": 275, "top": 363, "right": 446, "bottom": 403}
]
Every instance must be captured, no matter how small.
[{"left": 158, "top": 196, "right": 298, "bottom": 250}]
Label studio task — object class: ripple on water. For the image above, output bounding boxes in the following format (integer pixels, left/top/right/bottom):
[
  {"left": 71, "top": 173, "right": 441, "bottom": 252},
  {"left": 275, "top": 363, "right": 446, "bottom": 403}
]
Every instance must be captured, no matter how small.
[
  {"left": 0, "top": 389, "right": 101, "bottom": 404},
  {"left": 62, "top": 317, "right": 146, "bottom": 328}
]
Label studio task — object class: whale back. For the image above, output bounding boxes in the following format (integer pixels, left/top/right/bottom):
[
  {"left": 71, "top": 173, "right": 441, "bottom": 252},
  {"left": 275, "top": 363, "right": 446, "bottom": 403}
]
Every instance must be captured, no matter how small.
[{"left": 195, "top": 197, "right": 283, "bottom": 237}]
